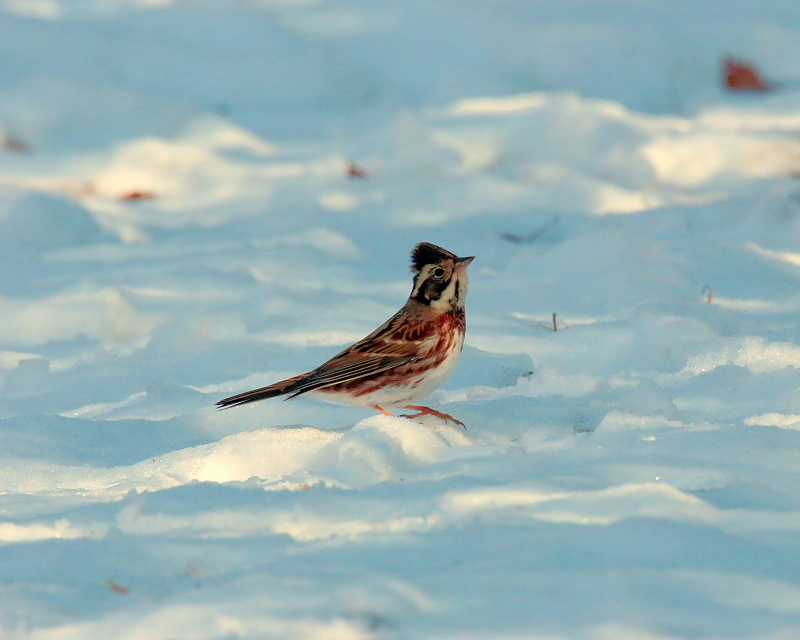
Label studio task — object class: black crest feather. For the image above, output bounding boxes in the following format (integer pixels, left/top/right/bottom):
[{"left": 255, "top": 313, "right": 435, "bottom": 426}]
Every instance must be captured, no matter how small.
[{"left": 410, "top": 242, "right": 456, "bottom": 272}]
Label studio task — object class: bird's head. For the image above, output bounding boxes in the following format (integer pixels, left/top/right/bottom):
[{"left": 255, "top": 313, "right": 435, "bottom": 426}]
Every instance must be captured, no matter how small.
[{"left": 409, "top": 242, "right": 474, "bottom": 313}]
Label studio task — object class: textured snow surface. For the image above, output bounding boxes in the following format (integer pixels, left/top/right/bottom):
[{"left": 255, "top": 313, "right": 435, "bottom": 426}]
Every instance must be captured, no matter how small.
[{"left": 4, "top": 1, "right": 800, "bottom": 638}]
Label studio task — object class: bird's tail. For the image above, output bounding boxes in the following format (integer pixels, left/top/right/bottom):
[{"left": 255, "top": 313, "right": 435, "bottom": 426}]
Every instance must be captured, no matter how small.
[{"left": 216, "top": 373, "right": 311, "bottom": 409}]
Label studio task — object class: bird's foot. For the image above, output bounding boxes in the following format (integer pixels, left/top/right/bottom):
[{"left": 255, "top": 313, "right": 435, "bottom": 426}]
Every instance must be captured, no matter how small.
[{"left": 400, "top": 405, "right": 466, "bottom": 429}]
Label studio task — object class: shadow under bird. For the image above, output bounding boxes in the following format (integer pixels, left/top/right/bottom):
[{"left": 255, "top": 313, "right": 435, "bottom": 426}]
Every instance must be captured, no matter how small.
[{"left": 217, "top": 242, "right": 474, "bottom": 426}]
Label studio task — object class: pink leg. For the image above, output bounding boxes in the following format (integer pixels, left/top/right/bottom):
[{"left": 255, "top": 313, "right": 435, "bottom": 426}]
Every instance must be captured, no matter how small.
[
  {"left": 401, "top": 405, "right": 466, "bottom": 429},
  {"left": 373, "top": 405, "right": 395, "bottom": 417}
]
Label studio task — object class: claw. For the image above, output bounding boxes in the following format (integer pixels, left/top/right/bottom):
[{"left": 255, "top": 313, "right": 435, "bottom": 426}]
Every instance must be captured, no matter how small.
[{"left": 400, "top": 405, "right": 466, "bottom": 429}]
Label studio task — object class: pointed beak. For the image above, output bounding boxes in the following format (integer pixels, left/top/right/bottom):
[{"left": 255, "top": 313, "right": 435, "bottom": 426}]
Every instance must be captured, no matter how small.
[{"left": 454, "top": 255, "right": 474, "bottom": 272}]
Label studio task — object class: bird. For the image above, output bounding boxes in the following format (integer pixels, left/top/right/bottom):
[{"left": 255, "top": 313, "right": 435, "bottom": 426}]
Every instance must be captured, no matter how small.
[{"left": 217, "top": 242, "right": 474, "bottom": 426}]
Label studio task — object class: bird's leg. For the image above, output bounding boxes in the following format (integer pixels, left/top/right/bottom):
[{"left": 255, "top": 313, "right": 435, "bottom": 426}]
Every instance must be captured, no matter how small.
[
  {"left": 401, "top": 405, "right": 465, "bottom": 429},
  {"left": 373, "top": 405, "right": 396, "bottom": 418}
]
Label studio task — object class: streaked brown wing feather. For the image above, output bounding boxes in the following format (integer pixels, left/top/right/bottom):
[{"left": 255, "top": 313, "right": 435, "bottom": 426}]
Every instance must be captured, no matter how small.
[
  {"left": 331, "top": 307, "right": 435, "bottom": 357},
  {"left": 218, "top": 304, "right": 437, "bottom": 407},
  {"left": 216, "top": 372, "right": 311, "bottom": 408},
  {"left": 285, "top": 354, "right": 416, "bottom": 397},
  {"left": 285, "top": 310, "right": 428, "bottom": 397}
]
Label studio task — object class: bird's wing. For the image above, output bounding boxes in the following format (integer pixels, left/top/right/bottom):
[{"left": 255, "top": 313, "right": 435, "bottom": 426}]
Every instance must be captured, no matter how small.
[
  {"left": 285, "top": 352, "right": 416, "bottom": 397},
  {"left": 216, "top": 372, "right": 310, "bottom": 408},
  {"left": 284, "top": 313, "right": 429, "bottom": 397},
  {"left": 219, "top": 306, "right": 436, "bottom": 406}
]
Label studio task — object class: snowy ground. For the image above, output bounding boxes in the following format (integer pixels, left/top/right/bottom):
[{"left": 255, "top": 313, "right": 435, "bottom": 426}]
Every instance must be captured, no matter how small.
[{"left": 4, "top": 1, "right": 800, "bottom": 638}]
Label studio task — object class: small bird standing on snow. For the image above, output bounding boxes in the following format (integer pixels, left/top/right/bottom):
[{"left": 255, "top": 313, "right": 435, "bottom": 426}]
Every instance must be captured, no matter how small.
[{"left": 217, "top": 242, "right": 473, "bottom": 426}]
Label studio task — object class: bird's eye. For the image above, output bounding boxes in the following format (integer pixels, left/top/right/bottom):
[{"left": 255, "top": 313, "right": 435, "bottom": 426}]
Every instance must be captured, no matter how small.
[{"left": 431, "top": 267, "right": 445, "bottom": 278}]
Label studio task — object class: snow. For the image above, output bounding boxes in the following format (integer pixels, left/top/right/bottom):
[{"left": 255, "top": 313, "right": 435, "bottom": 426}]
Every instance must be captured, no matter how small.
[{"left": 3, "top": 0, "right": 800, "bottom": 638}]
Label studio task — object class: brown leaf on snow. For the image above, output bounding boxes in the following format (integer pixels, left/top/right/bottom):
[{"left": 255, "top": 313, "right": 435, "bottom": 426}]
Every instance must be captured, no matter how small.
[
  {"left": 108, "top": 580, "right": 130, "bottom": 594},
  {"left": 3, "top": 134, "right": 31, "bottom": 153},
  {"left": 119, "top": 190, "right": 156, "bottom": 202},
  {"left": 347, "top": 162, "right": 368, "bottom": 178},
  {"left": 723, "top": 57, "right": 772, "bottom": 91}
]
